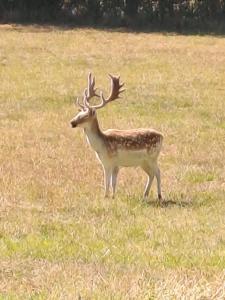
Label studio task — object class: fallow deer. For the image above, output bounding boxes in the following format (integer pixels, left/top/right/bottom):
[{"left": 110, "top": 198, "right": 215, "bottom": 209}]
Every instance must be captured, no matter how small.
[{"left": 70, "top": 73, "right": 163, "bottom": 200}]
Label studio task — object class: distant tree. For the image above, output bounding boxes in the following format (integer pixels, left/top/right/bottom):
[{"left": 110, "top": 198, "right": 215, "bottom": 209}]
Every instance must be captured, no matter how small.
[
  {"left": 125, "top": 0, "right": 139, "bottom": 18},
  {"left": 223, "top": 0, "right": 225, "bottom": 16},
  {"left": 208, "top": 0, "right": 222, "bottom": 18},
  {"left": 85, "top": 0, "right": 101, "bottom": 23},
  {"left": 100, "top": 0, "right": 124, "bottom": 25},
  {"left": 158, "top": 0, "right": 165, "bottom": 23},
  {"left": 0, "top": 0, "right": 225, "bottom": 29}
]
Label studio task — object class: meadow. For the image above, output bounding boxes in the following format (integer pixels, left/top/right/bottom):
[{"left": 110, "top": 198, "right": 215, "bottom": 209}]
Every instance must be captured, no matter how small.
[{"left": 0, "top": 24, "right": 225, "bottom": 299}]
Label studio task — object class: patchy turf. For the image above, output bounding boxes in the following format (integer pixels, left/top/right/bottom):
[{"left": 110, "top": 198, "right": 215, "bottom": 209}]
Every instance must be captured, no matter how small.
[{"left": 0, "top": 24, "right": 225, "bottom": 299}]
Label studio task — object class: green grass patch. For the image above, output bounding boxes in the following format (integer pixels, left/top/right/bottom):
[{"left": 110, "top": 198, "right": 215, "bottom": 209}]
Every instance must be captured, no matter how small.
[{"left": 0, "top": 25, "right": 224, "bottom": 299}]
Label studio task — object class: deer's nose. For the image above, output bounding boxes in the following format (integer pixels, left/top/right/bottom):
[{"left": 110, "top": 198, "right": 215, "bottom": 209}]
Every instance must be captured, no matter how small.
[{"left": 70, "top": 120, "right": 77, "bottom": 128}]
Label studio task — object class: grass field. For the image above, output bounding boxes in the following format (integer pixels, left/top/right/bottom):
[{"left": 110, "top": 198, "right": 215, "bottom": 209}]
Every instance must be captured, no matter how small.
[{"left": 0, "top": 24, "right": 225, "bottom": 299}]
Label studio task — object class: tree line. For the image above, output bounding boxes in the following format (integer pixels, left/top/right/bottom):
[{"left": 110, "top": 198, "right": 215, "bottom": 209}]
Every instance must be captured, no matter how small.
[{"left": 1, "top": 0, "right": 225, "bottom": 30}]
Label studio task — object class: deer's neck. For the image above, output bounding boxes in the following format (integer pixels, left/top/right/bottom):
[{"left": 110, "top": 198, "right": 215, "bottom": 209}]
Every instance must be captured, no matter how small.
[{"left": 84, "top": 117, "right": 105, "bottom": 153}]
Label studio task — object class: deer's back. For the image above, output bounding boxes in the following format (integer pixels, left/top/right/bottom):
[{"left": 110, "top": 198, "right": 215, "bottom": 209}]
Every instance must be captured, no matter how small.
[{"left": 103, "top": 128, "right": 163, "bottom": 155}]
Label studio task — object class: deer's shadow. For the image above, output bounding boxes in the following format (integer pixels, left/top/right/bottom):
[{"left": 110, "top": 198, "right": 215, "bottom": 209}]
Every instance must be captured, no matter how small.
[{"left": 146, "top": 198, "right": 192, "bottom": 208}]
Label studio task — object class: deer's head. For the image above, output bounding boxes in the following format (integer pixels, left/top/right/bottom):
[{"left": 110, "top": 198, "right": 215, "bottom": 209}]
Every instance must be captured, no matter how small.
[{"left": 70, "top": 73, "right": 124, "bottom": 129}]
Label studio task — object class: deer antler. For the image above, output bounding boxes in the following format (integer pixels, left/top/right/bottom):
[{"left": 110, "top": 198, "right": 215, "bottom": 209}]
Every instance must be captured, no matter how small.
[
  {"left": 76, "top": 72, "right": 99, "bottom": 110},
  {"left": 86, "top": 74, "right": 125, "bottom": 110},
  {"left": 83, "top": 73, "right": 99, "bottom": 107},
  {"left": 76, "top": 73, "right": 124, "bottom": 110},
  {"left": 76, "top": 96, "right": 85, "bottom": 110}
]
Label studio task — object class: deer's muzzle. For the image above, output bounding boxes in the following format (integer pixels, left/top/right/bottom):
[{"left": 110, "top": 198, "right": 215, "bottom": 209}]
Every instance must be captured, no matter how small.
[{"left": 70, "top": 120, "right": 77, "bottom": 128}]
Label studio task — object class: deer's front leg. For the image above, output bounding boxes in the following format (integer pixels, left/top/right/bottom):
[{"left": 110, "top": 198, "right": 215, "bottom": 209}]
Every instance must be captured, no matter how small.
[{"left": 103, "top": 166, "right": 112, "bottom": 198}]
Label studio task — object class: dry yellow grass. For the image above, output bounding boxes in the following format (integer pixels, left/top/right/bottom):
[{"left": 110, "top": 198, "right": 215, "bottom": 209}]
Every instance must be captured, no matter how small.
[{"left": 0, "top": 24, "right": 225, "bottom": 299}]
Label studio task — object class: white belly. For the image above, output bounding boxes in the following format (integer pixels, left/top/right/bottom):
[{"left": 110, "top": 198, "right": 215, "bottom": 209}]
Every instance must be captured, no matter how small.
[
  {"left": 114, "top": 149, "right": 154, "bottom": 167},
  {"left": 95, "top": 148, "right": 159, "bottom": 168}
]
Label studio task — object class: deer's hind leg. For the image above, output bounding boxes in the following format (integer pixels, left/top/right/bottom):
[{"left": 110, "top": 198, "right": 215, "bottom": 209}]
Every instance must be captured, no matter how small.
[
  {"left": 111, "top": 167, "right": 119, "bottom": 198},
  {"left": 155, "top": 166, "right": 162, "bottom": 201},
  {"left": 142, "top": 165, "right": 155, "bottom": 199}
]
